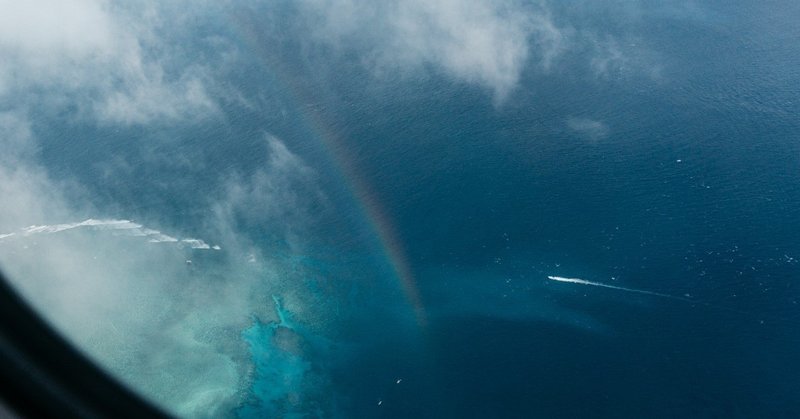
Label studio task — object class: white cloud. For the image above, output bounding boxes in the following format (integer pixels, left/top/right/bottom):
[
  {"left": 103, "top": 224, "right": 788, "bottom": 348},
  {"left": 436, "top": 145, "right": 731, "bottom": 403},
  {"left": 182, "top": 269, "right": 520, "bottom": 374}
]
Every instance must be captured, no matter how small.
[
  {"left": 297, "top": 0, "right": 569, "bottom": 102},
  {"left": 0, "top": 112, "right": 36, "bottom": 164},
  {"left": 0, "top": 112, "right": 83, "bottom": 230},
  {"left": 584, "top": 32, "right": 663, "bottom": 82},
  {"left": 0, "top": 0, "right": 114, "bottom": 57},
  {"left": 0, "top": 0, "right": 218, "bottom": 124},
  {"left": 0, "top": 0, "right": 331, "bottom": 405},
  {"left": 0, "top": 108, "right": 326, "bottom": 416},
  {"left": 387, "top": 0, "right": 536, "bottom": 100},
  {"left": 0, "top": 2, "right": 676, "bottom": 416},
  {"left": 567, "top": 116, "right": 609, "bottom": 140},
  {"left": 211, "top": 135, "right": 327, "bottom": 252}
]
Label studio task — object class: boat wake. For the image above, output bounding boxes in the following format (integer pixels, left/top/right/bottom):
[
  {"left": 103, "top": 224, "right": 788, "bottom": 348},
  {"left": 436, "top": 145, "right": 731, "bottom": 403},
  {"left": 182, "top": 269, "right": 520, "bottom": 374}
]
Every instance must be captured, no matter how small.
[
  {"left": 546, "top": 276, "right": 679, "bottom": 299},
  {"left": 0, "top": 219, "right": 220, "bottom": 250}
]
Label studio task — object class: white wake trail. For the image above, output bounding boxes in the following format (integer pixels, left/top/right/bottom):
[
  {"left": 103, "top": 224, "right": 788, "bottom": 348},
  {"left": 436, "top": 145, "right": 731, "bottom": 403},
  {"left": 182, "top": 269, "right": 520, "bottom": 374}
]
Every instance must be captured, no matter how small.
[
  {"left": 0, "top": 219, "right": 220, "bottom": 250},
  {"left": 547, "top": 275, "right": 679, "bottom": 299},
  {"left": 546, "top": 275, "right": 794, "bottom": 324}
]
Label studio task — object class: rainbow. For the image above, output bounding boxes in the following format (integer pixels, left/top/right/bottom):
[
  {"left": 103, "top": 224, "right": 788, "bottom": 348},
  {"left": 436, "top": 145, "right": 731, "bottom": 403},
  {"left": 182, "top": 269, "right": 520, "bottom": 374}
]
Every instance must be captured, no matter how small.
[{"left": 232, "top": 17, "right": 427, "bottom": 326}]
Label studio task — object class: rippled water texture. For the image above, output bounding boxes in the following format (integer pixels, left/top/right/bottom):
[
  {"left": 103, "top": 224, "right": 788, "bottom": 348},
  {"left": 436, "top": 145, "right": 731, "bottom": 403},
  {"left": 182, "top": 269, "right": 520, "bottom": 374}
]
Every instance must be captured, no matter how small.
[{"left": 1, "top": 0, "right": 799, "bottom": 417}]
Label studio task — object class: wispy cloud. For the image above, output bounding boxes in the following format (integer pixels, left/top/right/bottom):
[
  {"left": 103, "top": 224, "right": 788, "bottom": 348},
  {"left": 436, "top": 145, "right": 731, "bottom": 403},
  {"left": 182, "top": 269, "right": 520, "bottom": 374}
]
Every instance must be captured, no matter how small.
[
  {"left": 0, "top": 0, "right": 336, "bottom": 412},
  {"left": 0, "top": 2, "right": 676, "bottom": 416},
  {"left": 567, "top": 116, "right": 609, "bottom": 140},
  {"left": 211, "top": 135, "right": 327, "bottom": 252},
  {"left": 583, "top": 32, "right": 663, "bottom": 81},
  {"left": 296, "top": 0, "right": 569, "bottom": 102},
  {"left": 0, "top": 112, "right": 84, "bottom": 230},
  {"left": 0, "top": 110, "right": 325, "bottom": 416},
  {"left": 0, "top": 0, "right": 219, "bottom": 124}
]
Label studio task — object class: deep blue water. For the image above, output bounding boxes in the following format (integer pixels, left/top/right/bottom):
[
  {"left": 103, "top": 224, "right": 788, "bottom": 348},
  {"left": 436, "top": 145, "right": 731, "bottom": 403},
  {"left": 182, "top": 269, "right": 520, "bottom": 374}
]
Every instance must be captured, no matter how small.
[
  {"left": 238, "top": 3, "right": 800, "bottom": 416},
  {"left": 5, "top": 0, "right": 800, "bottom": 417}
]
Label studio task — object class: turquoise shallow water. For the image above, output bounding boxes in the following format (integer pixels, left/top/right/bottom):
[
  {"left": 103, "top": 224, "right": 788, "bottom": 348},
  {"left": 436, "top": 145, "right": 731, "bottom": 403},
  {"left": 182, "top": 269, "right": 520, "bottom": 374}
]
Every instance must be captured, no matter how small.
[{"left": 2, "top": 0, "right": 800, "bottom": 417}]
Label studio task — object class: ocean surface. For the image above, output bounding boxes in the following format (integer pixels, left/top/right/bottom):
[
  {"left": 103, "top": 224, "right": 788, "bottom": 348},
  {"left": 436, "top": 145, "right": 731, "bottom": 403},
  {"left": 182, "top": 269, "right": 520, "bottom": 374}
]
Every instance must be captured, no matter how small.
[{"left": 1, "top": 1, "right": 800, "bottom": 417}]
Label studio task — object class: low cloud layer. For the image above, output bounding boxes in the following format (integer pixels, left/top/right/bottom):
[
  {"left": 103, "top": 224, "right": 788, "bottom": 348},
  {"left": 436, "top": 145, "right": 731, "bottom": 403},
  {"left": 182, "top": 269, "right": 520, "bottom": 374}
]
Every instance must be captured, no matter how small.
[
  {"left": 0, "top": 0, "right": 218, "bottom": 124},
  {"left": 567, "top": 117, "right": 609, "bottom": 140},
  {"left": 212, "top": 136, "right": 326, "bottom": 252},
  {"left": 0, "top": 2, "right": 333, "bottom": 414},
  {"left": 297, "top": 0, "right": 568, "bottom": 101},
  {"left": 0, "top": 113, "right": 324, "bottom": 417},
  {"left": 0, "top": 1, "right": 673, "bottom": 416}
]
